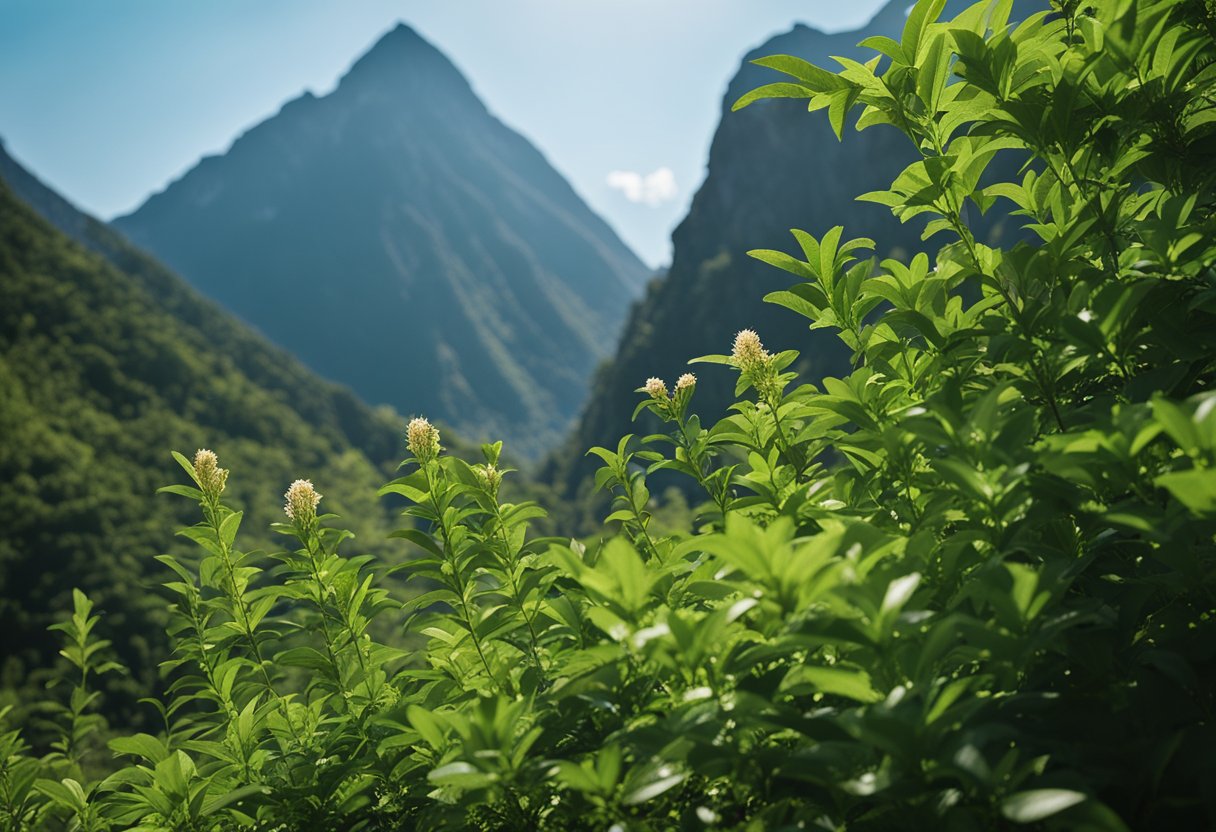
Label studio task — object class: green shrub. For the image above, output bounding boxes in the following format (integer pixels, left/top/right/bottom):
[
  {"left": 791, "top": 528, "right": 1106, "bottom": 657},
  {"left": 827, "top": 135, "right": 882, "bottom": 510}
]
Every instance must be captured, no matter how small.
[{"left": 4, "top": 0, "right": 1215, "bottom": 829}]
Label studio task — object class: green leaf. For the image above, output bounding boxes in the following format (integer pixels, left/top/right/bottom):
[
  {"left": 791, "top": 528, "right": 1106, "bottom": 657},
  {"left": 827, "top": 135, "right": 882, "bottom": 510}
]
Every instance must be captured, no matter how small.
[
  {"left": 157, "top": 483, "right": 204, "bottom": 500},
  {"left": 752, "top": 55, "right": 848, "bottom": 90},
  {"left": 108, "top": 733, "right": 169, "bottom": 764},
  {"left": 550, "top": 760, "right": 601, "bottom": 794},
  {"left": 902, "top": 0, "right": 948, "bottom": 61},
  {"left": 218, "top": 510, "right": 242, "bottom": 548},
  {"left": 428, "top": 762, "right": 496, "bottom": 789},
  {"left": 859, "top": 34, "right": 907, "bottom": 65},
  {"left": 386, "top": 528, "right": 444, "bottom": 558},
  {"left": 732, "top": 82, "right": 813, "bottom": 111},
  {"left": 598, "top": 537, "right": 657, "bottom": 614},
  {"left": 622, "top": 764, "right": 688, "bottom": 805},
  {"left": 1156, "top": 468, "right": 1216, "bottom": 515},
  {"left": 35, "top": 778, "right": 86, "bottom": 811},
  {"left": 276, "top": 646, "right": 335, "bottom": 674},
  {"left": 1001, "top": 789, "right": 1087, "bottom": 823},
  {"left": 748, "top": 248, "right": 815, "bottom": 279},
  {"left": 201, "top": 784, "right": 270, "bottom": 816},
  {"left": 782, "top": 665, "right": 883, "bottom": 703},
  {"left": 407, "top": 705, "right": 447, "bottom": 750},
  {"left": 881, "top": 572, "right": 921, "bottom": 616}
]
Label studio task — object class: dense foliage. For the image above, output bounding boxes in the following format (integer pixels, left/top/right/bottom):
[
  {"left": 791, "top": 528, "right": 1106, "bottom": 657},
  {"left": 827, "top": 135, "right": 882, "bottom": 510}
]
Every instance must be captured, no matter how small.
[
  {"left": 4, "top": 0, "right": 1216, "bottom": 829},
  {"left": 543, "top": 0, "right": 1020, "bottom": 510}
]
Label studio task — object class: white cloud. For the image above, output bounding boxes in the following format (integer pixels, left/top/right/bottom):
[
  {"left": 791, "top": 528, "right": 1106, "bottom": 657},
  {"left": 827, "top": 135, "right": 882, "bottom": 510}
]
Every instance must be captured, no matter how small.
[{"left": 606, "top": 166, "right": 678, "bottom": 206}]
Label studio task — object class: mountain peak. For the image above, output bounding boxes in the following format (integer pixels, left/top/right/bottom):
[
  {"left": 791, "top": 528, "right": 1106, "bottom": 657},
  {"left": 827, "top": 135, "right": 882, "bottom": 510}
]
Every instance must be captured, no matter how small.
[
  {"left": 388, "top": 21, "right": 425, "bottom": 40},
  {"left": 338, "top": 21, "right": 469, "bottom": 95},
  {"left": 114, "top": 20, "right": 649, "bottom": 459},
  {"left": 366, "top": 21, "right": 432, "bottom": 55}
]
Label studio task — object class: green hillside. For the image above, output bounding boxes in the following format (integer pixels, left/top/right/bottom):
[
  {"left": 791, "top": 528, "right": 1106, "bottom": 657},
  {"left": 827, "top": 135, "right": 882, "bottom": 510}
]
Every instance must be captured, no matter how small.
[{"left": 0, "top": 169, "right": 411, "bottom": 721}]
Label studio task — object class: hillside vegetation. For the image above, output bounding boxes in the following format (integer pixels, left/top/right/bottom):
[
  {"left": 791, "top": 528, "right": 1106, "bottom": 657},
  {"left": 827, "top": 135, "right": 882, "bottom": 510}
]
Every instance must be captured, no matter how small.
[
  {"left": 3, "top": 1, "right": 1215, "bottom": 830},
  {"left": 0, "top": 174, "right": 410, "bottom": 723}
]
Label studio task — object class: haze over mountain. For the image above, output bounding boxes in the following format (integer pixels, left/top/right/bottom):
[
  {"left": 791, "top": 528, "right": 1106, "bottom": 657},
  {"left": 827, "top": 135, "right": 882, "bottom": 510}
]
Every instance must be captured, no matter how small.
[
  {"left": 546, "top": 0, "right": 1017, "bottom": 499},
  {"left": 0, "top": 143, "right": 412, "bottom": 718},
  {"left": 114, "top": 24, "right": 649, "bottom": 460}
]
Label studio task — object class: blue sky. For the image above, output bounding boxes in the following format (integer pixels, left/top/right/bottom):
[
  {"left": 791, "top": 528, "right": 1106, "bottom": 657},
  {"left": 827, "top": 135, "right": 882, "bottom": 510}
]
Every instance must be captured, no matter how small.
[{"left": 1, "top": 0, "right": 889, "bottom": 267}]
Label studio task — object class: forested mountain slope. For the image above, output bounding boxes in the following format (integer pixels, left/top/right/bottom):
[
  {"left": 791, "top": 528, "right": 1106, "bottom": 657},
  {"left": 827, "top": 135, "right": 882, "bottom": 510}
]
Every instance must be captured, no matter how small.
[
  {"left": 0, "top": 142, "right": 403, "bottom": 466},
  {"left": 0, "top": 151, "right": 411, "bottom": 718}
]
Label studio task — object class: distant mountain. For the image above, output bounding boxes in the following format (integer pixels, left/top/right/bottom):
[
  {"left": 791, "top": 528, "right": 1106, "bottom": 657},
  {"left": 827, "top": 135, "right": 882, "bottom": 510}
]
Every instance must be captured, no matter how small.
[
  {"left": 114, "top": 24, "right": 649, "bottom": 459},
  {"left": 0, "top": 144, "right": 412, "bottom": 720},
  {"left": 545, "top": 0, "right": 1018, "bottom": 499}
]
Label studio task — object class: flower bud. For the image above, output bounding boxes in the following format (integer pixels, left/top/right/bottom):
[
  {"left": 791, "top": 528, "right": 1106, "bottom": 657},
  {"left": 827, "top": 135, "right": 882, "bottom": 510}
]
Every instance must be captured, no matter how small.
[
  {"left": 675, "top": 373, "right": 696, "bottom": 393},
  {"left": 406, "top": 417, "right": 442, "bottom": 464},
  {"left": 474, "top": 463, "right": 503, "bottom": 496},
  {"left": 284, "top": 479, "right": 322, "bottom": 525},
  {"left": 193, "top": 449, "right": 228, "bottom": 499}
]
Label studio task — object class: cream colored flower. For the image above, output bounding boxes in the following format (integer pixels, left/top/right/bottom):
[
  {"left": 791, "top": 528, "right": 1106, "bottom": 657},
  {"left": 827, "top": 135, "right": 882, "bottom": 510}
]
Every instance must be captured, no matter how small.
[
  {"left": 284, "top": 479, "right": 322, "bottom": 524},
  {"left": 732, "top": 329, "right": 769, "bottom": 368},
  {"left": 644, "top": 377, "right": 669, "bottom": 400},
  {"left": 675, "top": 373, "right": 697, "bottom": 393},
  {"left": 193, "top": 448, "right": 228, "bottom": 498},
  {"left": 406, "top": 417, "right": 441, "bottom": 463}
]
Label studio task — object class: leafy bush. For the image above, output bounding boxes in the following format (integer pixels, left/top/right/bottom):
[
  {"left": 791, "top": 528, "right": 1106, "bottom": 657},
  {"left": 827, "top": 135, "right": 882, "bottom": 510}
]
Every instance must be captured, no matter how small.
[{"left": 4, "top": 0, "right": 1216, "bottom": 829}]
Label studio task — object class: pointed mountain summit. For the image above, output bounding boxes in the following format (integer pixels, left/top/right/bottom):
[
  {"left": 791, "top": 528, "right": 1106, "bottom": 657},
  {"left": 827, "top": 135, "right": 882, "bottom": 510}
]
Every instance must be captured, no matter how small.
[
  {"left": 340, "top": 22, "right": 471, "bottom": 94},
  {"left": 115, "top": 24, "right": 649, "bottom": 459}
]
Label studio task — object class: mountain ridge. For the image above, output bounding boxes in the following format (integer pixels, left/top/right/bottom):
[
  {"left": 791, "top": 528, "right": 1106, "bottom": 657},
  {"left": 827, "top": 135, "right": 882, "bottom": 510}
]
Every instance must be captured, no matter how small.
[{"left": 115, "top": 23, "right": 650, "bottom": 460}]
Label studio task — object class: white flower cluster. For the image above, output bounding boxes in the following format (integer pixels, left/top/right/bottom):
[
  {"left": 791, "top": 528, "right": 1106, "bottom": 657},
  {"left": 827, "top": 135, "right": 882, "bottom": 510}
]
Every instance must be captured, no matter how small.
[
  {"left": 284, "top": 479, "right": 322, "bottom": 524},
  {"left": 193, "top": 448, "right": 228, "bottom": 499},
  {"left": 731, "top": 329, "right": 770, "bottom": 370},
  {"left": 639, "top": 372, "right": 696, "bottom": 420},
  {"left": 407, "top": 417, "right": 442, "bottom": 464}
]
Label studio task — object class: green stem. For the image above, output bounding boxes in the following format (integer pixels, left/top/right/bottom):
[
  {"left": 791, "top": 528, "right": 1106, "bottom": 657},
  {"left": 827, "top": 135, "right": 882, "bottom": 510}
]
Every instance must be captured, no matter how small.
[
  {"left": 422, "top": 464, "right": 501, "bottom": 693},
  {"left": 674, "top": 423, "right": 730, "bottom": 527},
  {"left": 767, "top": 392, "right": 806, "bottom": 475},
  {"left": 204, "top": 500, "right": 304, "bottom": 746},
  {"left": 299, "top": 529, "right": 354, "bottom": 710},
  {"left": 490, "top": 502, "right": 547, "bottom": 684},
  {"left": 625, "top": 474, "right": 661, "bottom": 559}
]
